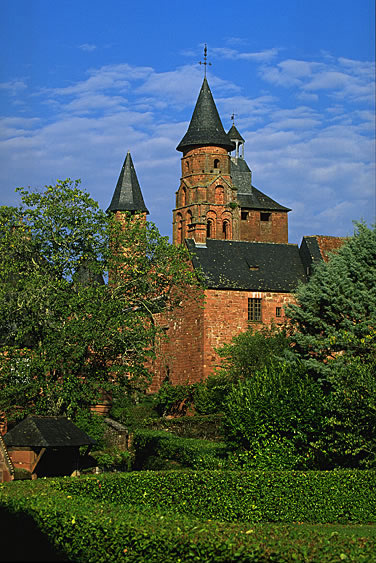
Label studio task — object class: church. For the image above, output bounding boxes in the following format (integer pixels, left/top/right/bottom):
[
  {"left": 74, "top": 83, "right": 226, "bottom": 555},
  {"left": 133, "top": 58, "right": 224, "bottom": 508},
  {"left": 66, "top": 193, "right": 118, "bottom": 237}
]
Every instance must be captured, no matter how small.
[{"left": 107, "top": 76, "right": 344, "bottom": 390}]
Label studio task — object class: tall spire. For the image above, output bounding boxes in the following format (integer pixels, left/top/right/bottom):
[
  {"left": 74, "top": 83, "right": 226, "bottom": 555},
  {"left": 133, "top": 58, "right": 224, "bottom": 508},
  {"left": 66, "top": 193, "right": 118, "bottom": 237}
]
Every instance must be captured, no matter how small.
[
  {"left": 176, "top": 78, "right": 235, "bottom": 153},
  {"left": 107, "top": 152, "right": 149, "bottom": 214}
]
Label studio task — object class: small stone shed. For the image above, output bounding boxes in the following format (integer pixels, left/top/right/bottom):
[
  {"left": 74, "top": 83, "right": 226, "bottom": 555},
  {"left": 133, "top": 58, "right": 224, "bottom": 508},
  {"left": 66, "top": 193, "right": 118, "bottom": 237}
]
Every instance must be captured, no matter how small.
[{"left": 4, "top": 415, "right": 96, "bottom": 478}]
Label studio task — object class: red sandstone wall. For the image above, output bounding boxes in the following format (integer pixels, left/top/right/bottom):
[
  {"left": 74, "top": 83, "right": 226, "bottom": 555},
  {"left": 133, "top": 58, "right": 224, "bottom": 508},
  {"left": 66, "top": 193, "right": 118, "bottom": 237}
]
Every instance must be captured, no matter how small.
[
  {"left": 150, "top": 288, "right": 205, "bottom": 390},
  {"left": 240, "top": 211, "right": 288, "bottom": 243},
  {"left": 151, "top": 288, "right": 296, "bottom": 389},
  {"left": 201, "top": 289, "right": 295, "bottom": 379}
]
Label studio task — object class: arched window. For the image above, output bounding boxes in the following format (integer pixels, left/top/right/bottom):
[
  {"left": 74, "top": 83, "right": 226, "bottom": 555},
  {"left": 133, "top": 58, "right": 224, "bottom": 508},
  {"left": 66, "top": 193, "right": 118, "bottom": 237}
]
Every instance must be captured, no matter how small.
[
  {"left": 176, "top": 213, "right": 183, "bottom": 245},
  {"left": 214, "top": 158, "right": 220, "bottom": 169},
  {"left": 181, "top": 187, "right": 186, "bottom": 206},
  {"left": 207, "top": 219, "right": 213, "bottom": 238},
  {"left": 223, "top": 220, "right": 229, "bottom": 239}
]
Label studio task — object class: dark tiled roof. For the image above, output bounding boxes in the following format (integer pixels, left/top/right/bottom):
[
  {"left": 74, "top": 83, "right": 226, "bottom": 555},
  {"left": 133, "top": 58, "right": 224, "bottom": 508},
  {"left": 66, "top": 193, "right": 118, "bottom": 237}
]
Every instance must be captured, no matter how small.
[
  {"left": 4, "top": 416, "right": 96, "bottom": 447},
  {"left": 230, "top": 158, "right": 290, "bottom": 211},
  {"left": 107, "top": 152, "right": 149, "bottom": 214},
  {"left": 186, "top": 239, "right": 307, "bottom": 291},
  {"left": 228, "top": 124, "right": 245, "bottom": 142},
  {"left": 177, "top": 78, "right": 235, "bottom": 153},
  {"left": 299, "top": 236, "right": 323, "bottom": 273}
]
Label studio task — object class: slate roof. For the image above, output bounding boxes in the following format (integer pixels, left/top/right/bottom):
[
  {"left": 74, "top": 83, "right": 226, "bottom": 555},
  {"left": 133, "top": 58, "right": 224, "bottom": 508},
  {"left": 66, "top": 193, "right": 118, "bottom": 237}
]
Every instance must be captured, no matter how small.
[
  {"left": 4, "top": 416, "right": 96, "bottom": 448},
  {"left": 228, "top": 124, "right": 245, "bottom": 142},
  {"left": 177, "top": 78, "right": 235, "bottom": 153},
  {"left": 231, "top": 157, "right": 290, "bottom": 211},
  {"left": 107, "top": 152, "right": 149, "bottom": 214},
  {"left": 186, "top": 239, "right": 307, "bottom": 292}
]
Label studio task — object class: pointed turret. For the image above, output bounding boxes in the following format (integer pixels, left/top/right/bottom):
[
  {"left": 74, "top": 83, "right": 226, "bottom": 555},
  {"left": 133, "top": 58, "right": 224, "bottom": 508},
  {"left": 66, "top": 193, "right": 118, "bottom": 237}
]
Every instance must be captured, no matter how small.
[
  {"left": 177, "top": 78, "right": 235, "bottom": 153},
  {"left": 228, "top": 124, "right": 245, "bottom": 159},
  {"left": 107, "top": 152, "right": 149, "bottom": 214}
]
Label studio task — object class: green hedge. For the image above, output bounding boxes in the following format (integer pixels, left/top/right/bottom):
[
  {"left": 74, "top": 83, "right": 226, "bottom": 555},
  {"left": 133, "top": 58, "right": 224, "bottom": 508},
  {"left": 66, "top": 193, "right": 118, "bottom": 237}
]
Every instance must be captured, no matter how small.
[
  {"left": 144, "top": 414, "right": 224, "bottom": 440},
  {"left": 53, "top": 469, "right": 376, "bottom": 524},
  {"left": 132, "top": 429, "right": 227, "bottom": 469},
  {"left": 1, "top": 478, "right": 375, "bottom": 562}
]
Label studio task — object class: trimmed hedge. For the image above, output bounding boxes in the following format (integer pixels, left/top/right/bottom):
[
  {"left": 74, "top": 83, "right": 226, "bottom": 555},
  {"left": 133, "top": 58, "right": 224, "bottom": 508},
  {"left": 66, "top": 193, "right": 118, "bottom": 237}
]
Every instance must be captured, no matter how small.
[
  {"left": 132, "top": 429, "right": 227, "bottom": 469},
  {"left": 144, "top": 414, "right": 224, "bottom": 440},
  {"left": 1, "top": 478, "right": 375, "bottom": 562},
  {"left": 53, "top": 469, "right": 376, "bottom": 524}
]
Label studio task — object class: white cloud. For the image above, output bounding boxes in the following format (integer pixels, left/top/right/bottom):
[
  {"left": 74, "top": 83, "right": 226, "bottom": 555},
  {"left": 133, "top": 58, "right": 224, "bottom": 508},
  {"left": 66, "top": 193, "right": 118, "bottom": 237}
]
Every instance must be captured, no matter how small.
[
  {"left": 0, "top": 80, "right": 27, "bottom": 94},
  {"left": 212, "top": 47, "right": 279, "bottom": 62},
  {"left": 79, "top": 43, "right": 97, "bottom": 52}
]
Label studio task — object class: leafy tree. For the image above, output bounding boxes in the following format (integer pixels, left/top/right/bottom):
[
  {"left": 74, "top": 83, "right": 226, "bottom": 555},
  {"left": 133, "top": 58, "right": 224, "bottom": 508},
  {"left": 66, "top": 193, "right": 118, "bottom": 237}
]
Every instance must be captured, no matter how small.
[
  {"left": 286, "top": 223, "right": 376, "bottom": 380},
  {"left": 0, "top": 179, "right": 198, "bottom": 423}
]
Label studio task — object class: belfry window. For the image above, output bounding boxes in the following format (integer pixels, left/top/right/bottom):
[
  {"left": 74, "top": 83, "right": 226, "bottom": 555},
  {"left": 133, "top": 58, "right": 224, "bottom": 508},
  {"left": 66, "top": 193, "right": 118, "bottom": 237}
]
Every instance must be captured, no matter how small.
[
  {"left": 248, "top": 298, "right": 262, "bottom": 322},
  {"left": 214, "top": 159, "right": 220, "bottom": 169},
  {"left": 260, "top": 212, "right": 271, "bottom": 222}
]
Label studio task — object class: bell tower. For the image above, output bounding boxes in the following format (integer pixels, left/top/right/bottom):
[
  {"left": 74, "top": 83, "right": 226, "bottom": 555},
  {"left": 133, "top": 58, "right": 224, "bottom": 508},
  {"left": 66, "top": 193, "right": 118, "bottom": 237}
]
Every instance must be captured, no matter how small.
[{"left": 173, "top": 78, "right": 239, "bottom": 246}]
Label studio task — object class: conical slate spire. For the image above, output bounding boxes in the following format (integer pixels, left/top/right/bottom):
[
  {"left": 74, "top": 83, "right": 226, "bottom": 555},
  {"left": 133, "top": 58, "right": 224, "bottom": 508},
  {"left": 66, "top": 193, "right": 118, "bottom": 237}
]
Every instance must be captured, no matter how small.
[
  {"left": 228, "top": 124, "right": 245, "bottom": 143},
  {"left": 176, "top": 78, "right": 235, "bottom": 153},
  {"left": 107, "top": 152, "right": 149, "bottom": 214}
]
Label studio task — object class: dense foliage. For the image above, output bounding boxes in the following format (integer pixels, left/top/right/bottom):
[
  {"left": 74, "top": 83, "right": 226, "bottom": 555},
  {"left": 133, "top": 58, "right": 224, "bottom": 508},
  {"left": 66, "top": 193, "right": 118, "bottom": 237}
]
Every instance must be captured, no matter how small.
[
  {"left": 215, "top": 224, "right": 376, "bottom": 470},
  {"left": 1, "top": 472, "right": 375, "bottom": 562},
  {"left": 0, "top": 180, "right": 198, "bottom": 423},
  {"left": 286, "top": 223, "right": 376, "bottom": 379}
]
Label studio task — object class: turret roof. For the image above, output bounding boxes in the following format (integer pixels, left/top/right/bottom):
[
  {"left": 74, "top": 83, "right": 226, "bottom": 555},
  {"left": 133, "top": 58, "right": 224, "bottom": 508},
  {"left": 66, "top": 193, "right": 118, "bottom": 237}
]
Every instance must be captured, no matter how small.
[
  {"left": 107, "top": 152, "right": 149, "bottom": 214},
  {"left": 177, "top": 78, "right": 235, "bottom": 152},
  {"left": 228, "top": 124, "right": 245, "bottom": 142}
]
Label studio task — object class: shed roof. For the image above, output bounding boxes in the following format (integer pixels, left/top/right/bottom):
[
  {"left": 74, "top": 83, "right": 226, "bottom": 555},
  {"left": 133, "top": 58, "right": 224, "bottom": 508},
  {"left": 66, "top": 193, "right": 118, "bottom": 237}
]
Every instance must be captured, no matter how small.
[
  {"left": 186, "top": 238, "right": 307, "bottom": 292},
  {"left": 4, "top": 416, "right": 96, "bottom": 448}
]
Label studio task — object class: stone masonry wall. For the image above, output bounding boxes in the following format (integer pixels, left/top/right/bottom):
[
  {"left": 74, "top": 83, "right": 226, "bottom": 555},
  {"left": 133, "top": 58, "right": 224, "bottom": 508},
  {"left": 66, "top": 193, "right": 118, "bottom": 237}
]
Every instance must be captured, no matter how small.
[{"left": 150, "top": 287, "right": 296, "bottom": 389}]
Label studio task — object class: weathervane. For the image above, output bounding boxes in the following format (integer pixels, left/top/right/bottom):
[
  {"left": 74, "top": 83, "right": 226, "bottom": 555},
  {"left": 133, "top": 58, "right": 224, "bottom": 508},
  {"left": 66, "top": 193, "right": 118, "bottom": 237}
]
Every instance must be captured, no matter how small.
[
  {"left": 199, "top": 44, "right": 211, "bottom": 77},
  {"left": 231, "top": 112, "right": 238, "bottom": 125}
]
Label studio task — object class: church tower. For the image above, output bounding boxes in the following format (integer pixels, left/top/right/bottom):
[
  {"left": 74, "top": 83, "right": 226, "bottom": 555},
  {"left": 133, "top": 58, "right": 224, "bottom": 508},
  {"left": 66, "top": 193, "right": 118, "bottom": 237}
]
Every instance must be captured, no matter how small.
[{"left": 173, "top": 78, "right": 239, "bottom": 246}]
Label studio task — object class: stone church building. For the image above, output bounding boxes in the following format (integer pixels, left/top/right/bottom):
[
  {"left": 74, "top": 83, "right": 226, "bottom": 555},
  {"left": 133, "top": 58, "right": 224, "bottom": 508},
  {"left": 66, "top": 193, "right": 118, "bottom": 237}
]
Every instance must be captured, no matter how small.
[{"left": 107, "top": 77, "right": 344, "bottom": 389}]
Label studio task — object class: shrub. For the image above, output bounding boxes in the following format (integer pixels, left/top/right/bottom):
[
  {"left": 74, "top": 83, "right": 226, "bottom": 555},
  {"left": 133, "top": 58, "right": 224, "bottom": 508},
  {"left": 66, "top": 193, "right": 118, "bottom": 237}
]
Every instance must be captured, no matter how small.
[
  {"left": 132, "top": 429, "right": 227, "bottom": 470},
  {"left": 153, "top": 381, "right": 196, "bottom": 416},
  {"left": 217, "top": 324, "right": 290, "bottom": 380},
  {"left": 222, "top": 361, "right": 324, "bottom": 468}
]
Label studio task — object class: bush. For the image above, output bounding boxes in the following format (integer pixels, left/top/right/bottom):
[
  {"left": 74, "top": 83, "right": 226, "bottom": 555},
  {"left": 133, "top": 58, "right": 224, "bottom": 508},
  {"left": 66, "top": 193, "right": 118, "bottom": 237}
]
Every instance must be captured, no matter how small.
[
  {"left": 313, "top": 356, "right": 376, "bottom": 469},
  {"left": 217, "top": 324, "right": 290, "bottom": 380},
  {"left": 52, "top": 469, "right": 376, "bottom": 523},
  {"left": 132, "top": 429, "right": 227, "bottom": 470},
  {"left": 144, "top": 413, "right": 224, "bottom": 440},
  {"left": 153, "top": 381, "right": 196, "bottom": 416},
  {"left": 90, "top": 447, "right": 133, "bottom": 472},
  {"left": 1, "top": 472, "right": 375, "bottom": 561},
  {"left": 222, "top": 361, "right": 324, "bottom": 469},
  {"left": 73, "top": 409, "right": 106, "bottom": 449}
]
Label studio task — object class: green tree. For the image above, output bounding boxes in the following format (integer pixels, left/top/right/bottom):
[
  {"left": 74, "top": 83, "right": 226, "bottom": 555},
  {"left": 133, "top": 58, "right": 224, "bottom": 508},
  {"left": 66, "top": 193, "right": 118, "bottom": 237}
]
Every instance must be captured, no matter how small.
[
  {"left": 0, "top": 180, "right": 198, "bottom": 422},
  {"left": 286, "top": 223, "right": 376, "bottom": 380}
]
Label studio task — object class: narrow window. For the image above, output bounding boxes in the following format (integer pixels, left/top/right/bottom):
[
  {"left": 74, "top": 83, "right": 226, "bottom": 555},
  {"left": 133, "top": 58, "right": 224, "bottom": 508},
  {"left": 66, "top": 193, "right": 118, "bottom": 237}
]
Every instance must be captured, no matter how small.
[
  {"left": 222, "top": 220, "right": 229, "bottom": 239},
  {"left": 181, "top": 187, "right": 186, "bottom": 206},
  {"left": 276, "top": 307, "right": 282, "bottom": 318},
  {"left": 260, "top": 212, "right": 271, "bottom": 222},
  {"left": 214, "top": 158, "right": 220, "bottom": 169},
  {"left": 248, "top": 298, "right": 262, "bottom": 322},
  {"left": 241, "top": 211, "right": 248, "bottom": 220},
  {"left": 207, "top": 219, "right": 213, "bottom": 238}
]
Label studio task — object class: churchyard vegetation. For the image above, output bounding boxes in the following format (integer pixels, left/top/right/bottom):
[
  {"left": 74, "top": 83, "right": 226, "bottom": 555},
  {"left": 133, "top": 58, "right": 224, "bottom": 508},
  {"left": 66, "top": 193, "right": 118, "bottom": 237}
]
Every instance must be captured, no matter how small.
[{"left": 0, "top": 180, "right": 198, "bottom": 425}]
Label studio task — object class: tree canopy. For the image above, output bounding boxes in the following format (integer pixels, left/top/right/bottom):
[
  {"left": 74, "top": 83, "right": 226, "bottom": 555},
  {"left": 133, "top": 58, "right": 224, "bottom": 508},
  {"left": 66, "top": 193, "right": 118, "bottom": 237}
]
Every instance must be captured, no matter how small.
[
  {"left": 0, "top": 179, "right": 198, "bottom": 422},
  {"left": 286, "top": 222, "right": 376, "bottom": 379}
]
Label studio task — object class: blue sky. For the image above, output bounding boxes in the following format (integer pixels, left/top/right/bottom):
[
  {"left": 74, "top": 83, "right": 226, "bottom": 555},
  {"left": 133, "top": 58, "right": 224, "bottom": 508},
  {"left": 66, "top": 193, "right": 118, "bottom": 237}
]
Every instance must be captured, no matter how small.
[{"left": 1, "top": 0, "right": 375, "bottom": 243}]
